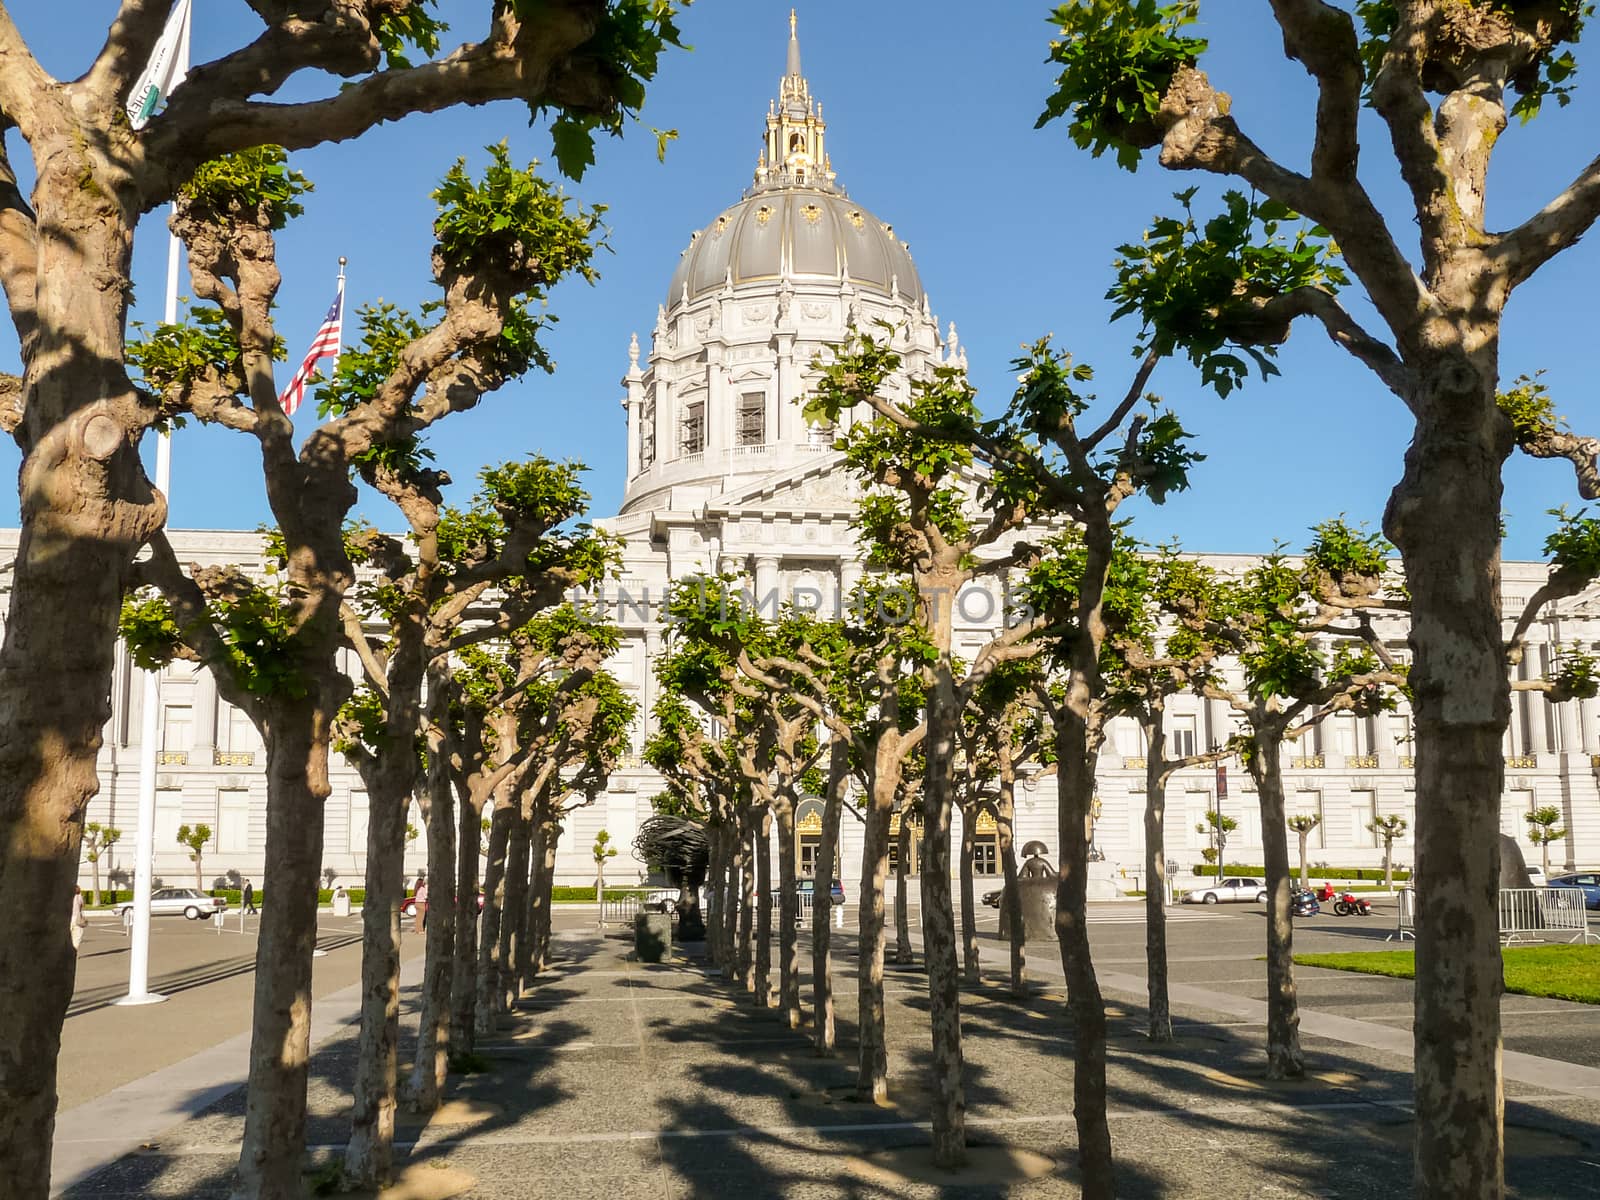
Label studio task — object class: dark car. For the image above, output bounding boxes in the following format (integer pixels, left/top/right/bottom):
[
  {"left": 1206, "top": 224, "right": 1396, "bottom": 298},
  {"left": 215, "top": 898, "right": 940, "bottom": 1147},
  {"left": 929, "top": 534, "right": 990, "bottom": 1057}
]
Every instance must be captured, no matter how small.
[
  {"left": 796, "top": 878, "right": 846, "bottom": 904},
  {"left": 1547, "top": 873, "right": 1600, "bottom": 909},
  {"left": 982, "top": 888, "right": 1003, "bottom": 909}
]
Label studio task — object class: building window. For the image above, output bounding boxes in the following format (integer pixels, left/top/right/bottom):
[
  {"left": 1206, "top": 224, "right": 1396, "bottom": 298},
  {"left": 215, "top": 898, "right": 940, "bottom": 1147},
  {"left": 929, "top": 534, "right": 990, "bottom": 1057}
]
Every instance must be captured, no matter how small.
[
  {"left": 737, "top": 392, "right": 766, "bottom": 446},
  {"left": 1169, "top": 714, "right": 1197, "bottom": 760},
  {"left": 1351, "top": 790, "right": 1379, "bottom": 847},
  {"left": 154, "top": 790, "right": 183, "bottom": 859},
  {"left": 640, "top": 399, "right": 656, "bottom": 468},
  {"left": 974, "top": 837, "right": 998, "bottom": 876},
  {"left": 799, "top": 836, "right": 820, "bottom": 878},
  {"left": 350, "top": 791, "right": 370, "bottom": 859},
  {"left": 162, "top": 704, "right": 193, "bottom": 752},
  {"left": 681, "top": 401, "right": 705, "bottom": 455},
  {"left": 218, "top": 790, "right": 250, "bottom": 853}
]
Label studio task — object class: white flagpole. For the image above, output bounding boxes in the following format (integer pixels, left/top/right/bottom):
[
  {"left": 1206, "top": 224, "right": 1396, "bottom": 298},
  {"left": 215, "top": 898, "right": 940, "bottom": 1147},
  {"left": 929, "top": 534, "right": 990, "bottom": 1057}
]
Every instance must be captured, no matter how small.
[{"left": 120, "top": 0, "right": 192, "bottom": 1007}]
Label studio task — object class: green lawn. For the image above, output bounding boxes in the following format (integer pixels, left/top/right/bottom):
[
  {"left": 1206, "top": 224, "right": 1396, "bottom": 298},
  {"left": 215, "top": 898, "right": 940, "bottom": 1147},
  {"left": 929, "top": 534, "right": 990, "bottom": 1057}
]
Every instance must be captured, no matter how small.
[{"left": 1294, "top": 945, "right": 1600, "bottom": 1004}]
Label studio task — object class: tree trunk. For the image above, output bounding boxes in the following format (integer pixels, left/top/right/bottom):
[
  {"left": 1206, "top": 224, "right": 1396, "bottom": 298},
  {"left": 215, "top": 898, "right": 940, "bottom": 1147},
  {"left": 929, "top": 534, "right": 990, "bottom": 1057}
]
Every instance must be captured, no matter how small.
[
  {"left": 343, "top": 754, "right": 411, "bottom": 1186},
  {"left": 996, "top": 772, "right": 1025, "bottom": 998},
  {"left": 774, "top": 799, "right": 801, "bottom": 1027},
  {"left": 959, "top": 805, "right": 979, "bottom": 985},
  {"left": 474, "top": 801, "right": 514, "bottom": 1039},
  {"left": 857, "top": 777, "right": 894, "bottom": 1102},
  {"left": 449, "top": 786, "right": 490, "bottom": 1053},
  {"left": 536, "top": 822, "right": 562, "bottom": 975},
  {"left": 195, "top": 854, "right": 205, "bottom": 893},
  {"left": 811, "top": 740, "right": 847, "bottom": 1053},
  {"left": 497, "top": 806, "right": 531, "bottom": 1013},
  {"left": 0, "top": 191, "right": 158, "bottom": 1200},
  {"left": 91, "top": 857, "right": 102, "bottom": 910},
  {"left": 1298, "top": 830, "right": 1310, "bottom": 891},
  {"left": 405, "top": 732, "right": 455, "bottom": 1114},
  {"left": 736, "top": 820, "right": 755, "bottom": 993},
  {"left": 1142, "top": 716, "right": 1173, "bottom": 1043},
  {"left": 1384, "top": 842, "right": 1394, "bottom": 893},
  {"left": 233, "top": 708, "right": 330, "bottom": 1200},
  {"left": 1250, "top": 734, "right": 1304, "bottom": 1079},
  {"left": 893, "top": 818, "right": 913, "bottom": 964},
  {"left": 920, "top": 667, "right": 967, "bottom": 1169},
  {"left": 705, "top": 821, "right": 726, "bottom": 972},
  {"left": 754, "top": 808, "right": 774, "bottom": 1008},
  {"left": 1056, "top": 717, "right": 1114, "bottom": 1200},
  {"left": 1384, "top": 357, "right": 1510, "bottom": 1199}
]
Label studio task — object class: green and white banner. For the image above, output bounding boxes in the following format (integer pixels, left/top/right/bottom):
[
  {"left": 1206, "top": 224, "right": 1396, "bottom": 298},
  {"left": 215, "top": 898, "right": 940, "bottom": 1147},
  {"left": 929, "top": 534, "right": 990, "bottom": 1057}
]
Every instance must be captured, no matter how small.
[{"left": 126, "top": 0, "right": 192, "bottom": 131}]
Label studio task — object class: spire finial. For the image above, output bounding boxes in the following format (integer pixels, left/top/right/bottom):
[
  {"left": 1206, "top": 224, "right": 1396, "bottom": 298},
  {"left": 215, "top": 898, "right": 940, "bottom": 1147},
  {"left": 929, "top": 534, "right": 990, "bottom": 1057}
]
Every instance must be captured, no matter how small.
[{"left": 786, "top": 10, "right": 802, "bottom": 78}]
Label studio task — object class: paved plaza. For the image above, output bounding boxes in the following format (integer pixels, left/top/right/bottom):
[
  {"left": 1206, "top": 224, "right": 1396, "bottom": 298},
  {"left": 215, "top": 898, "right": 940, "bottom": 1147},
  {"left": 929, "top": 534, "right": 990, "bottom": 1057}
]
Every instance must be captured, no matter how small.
[{"left": 52, "top": 901, "right": 1600, "bottom": 1198}]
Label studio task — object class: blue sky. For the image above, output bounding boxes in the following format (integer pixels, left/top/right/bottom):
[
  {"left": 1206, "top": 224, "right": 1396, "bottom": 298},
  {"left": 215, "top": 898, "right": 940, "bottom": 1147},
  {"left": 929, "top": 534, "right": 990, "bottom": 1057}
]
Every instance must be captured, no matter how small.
[{"left": 6, "top": 2, "right": 1599, "bottom": 559}]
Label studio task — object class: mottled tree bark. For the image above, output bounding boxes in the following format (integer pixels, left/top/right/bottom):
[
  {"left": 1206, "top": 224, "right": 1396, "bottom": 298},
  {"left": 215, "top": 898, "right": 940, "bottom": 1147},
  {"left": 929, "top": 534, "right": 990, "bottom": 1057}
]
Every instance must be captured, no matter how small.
[
  {"left": 1141, "top": 713, "right": 1173, "bottom": 1043},
  {"left": 754, "top": 808, "right": 774, "bottom": 1008},
  {"left": 525, "top": 812, "right": 559, "bottom": 984},
  {"left": 995, "top": 770, "right": 1025, "bottom": 997},
  {"left": 1386, "top": 375, "right": 1511, "bottom": 1196},
  {"left": 774, "top": 798, "right": 801, "bottom": 1026},
  {"left": 857, "top": 789, "right": 894, "bottom": 1102},
  {"left": 1056, "top": 717, "right": 1113, "bottom": 1200},
  {"left": 737, "top": 820, "right": 755, "bottom": 993},
  {"left": 959, "top": 805, "right": 980, "bottom": 984},
  {"left": 920, "top": 664, "right": 967, "bottom": 1169},
  {"left": 811, "top": 741, "right": 848, "bottom": 1053},
  {"left": 497, "top": 805, "right": 532, "bottom": 1013},
  {"left": 473, "top": 801, "right": 514, "bottom": 1039},
  {"left": 234, "top": 710, "right": 331, "bottom": 1200},
  {"left": 0, "top": 188, "right": 159, "bottom": 1200},
  {"left": 448, "top": 783, "right": 489, "bottom": 1053},
  {"left": 893, "top": 818, "right": 913, "bottom": 965},
  {"left": 1249, "top": 736, "right": 1304, "bottom": 1079},
  {"left": 342, "top": 754, "right": 411, "bottom": 1185},
  {"left": 405, "top": 743, "right": 455, "bottom": 1114}
]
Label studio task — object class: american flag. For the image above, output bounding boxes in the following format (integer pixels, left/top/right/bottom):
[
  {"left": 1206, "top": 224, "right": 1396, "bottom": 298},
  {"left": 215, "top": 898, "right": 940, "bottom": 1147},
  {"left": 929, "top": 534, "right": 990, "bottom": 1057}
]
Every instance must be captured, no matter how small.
[{"left": 278, "top": 286, "right": 344, "bottom": 416}]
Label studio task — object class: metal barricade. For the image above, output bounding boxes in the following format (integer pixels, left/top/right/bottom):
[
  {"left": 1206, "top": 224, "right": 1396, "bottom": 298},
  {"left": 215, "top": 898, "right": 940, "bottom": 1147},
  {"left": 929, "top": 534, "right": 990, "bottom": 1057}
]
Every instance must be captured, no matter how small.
[
  {"left": 599, "top": 892, "right": 644, "bottom": 927},
  {"left": 1500, "top": 887, "right": 1597, "bottom": 945},
  {"left": 1386, "top": 887, "right": 1416, "bottom": 942}
]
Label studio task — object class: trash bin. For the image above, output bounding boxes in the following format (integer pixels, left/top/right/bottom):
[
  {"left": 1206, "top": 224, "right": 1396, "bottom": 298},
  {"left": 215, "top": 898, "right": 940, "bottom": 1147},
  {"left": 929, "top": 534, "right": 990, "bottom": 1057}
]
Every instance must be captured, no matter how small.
[
  {"left": 634, "top": 911, "right": 672, "bottom": 963},
  {"left": 331, "top": 887, "right": 351, "bottom": 917}
]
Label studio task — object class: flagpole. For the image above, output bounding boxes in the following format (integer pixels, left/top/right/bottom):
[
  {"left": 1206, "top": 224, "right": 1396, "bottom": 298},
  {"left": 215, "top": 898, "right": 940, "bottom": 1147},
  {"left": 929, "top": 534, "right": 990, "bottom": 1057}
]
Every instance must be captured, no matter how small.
[{"left": 119, "top": 0, "right": 192, "bottom": 1007}]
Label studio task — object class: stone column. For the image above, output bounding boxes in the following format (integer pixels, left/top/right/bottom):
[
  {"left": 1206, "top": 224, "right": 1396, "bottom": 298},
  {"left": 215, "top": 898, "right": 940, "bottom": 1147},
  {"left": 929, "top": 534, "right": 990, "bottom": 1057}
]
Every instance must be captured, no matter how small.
[
  {"left": 1521, "top": 651, "right": 1547, "bottom": 757},
  {"left": 774, "top": 330, "right": 796, "bottom": 446},
  {"left": 754, "top": 556, "right": 781, "bottom": 618},
  {"left": 706, "top": 340, "right": 728, "bottom": 460},
  {"left": 642, "top": 627, "right": 662, "bottom": 747},
  {"left": 193, "top": 667, "right": 219, "bottom": 758}
]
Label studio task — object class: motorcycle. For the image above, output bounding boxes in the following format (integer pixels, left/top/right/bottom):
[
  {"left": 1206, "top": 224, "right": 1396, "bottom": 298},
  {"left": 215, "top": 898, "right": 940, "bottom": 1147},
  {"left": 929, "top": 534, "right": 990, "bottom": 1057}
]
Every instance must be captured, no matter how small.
[
  {"left": 1291, "top": 890, "right": 1321, "bottom": 918},
  {"left": 1332, "top": 891, "right": 1373, "bottom": 916}
]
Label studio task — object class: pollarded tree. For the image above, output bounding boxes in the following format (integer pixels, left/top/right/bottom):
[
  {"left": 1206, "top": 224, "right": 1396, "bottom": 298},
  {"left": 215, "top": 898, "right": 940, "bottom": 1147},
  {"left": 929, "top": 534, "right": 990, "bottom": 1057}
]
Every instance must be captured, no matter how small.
[
  {"left": 813, "top": 334, "right": 1197, "bottom": 1188},
  {"left": 1104, "top": 546, "right": 1235, "bottom": 1042},
  {"left": 1184, "top": 528, "right": 1405, "bottom": 1079},
  {"left": 329, "top": 459, "right": 614, "bottom": 1185},
  {"left": 121, "top": 145, "right": 603, "bottom": 1193},
  {"left": 81, "top": 824, "right": 122, "bottom": 909},
  {"left": 1524, "top": 807, "right": 1566, "bottom": 876},
  {"left": 176, "top": 823, "right": 212, "bottom": 893},
  {"left": 1370, "top": 814, "right": 1409, "bottom": 892},
  {"left": 1287, "top": 815, "right": 1322, "bottom": 891},
  {"left": 0, "top": 9, "right": 684, "bottom": 1190},
  {"left": 1040, "top": 6, "right": 1600, "bottom": 1190}
]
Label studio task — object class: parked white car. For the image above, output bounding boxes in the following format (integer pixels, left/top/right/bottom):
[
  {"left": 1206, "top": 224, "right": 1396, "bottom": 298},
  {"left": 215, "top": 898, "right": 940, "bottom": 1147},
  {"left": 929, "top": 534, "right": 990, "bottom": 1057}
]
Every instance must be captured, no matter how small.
[
  {"left": 115, "top": 888, "right": 227, "bottom": 920},
  {"left": 1183, "top": 877, "right": 1269, "bottom": 905}
]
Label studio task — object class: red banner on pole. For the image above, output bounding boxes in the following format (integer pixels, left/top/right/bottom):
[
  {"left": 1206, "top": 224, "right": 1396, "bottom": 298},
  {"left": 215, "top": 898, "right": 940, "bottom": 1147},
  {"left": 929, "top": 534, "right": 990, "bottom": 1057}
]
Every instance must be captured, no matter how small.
[{"left": 1216, "top": 764, "right": 1228, "bottom": 799}]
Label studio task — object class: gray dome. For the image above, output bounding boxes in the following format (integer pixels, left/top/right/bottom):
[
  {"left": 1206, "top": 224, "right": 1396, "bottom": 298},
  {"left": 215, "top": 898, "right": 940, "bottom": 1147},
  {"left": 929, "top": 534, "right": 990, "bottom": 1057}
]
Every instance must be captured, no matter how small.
[{"left": 667, "top": 188, "right": 922, "bottom": 308}]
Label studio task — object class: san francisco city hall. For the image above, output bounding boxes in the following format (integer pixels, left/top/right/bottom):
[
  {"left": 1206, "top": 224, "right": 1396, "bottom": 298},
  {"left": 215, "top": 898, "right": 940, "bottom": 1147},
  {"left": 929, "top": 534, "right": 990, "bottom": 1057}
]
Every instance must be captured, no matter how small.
[{"left": 35, "top": 22, "right": 1600, "bottom": 897}]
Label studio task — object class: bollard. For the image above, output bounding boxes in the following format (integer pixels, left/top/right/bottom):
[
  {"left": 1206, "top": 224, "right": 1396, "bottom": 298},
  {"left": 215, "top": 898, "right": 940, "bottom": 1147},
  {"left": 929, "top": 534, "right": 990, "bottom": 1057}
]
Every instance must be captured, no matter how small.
[
  {"left": 213, "top": 909, "right": 225, "bottom": 935},
  {"left": 833, "top": 904, "right": 843, "bottom": 930}
]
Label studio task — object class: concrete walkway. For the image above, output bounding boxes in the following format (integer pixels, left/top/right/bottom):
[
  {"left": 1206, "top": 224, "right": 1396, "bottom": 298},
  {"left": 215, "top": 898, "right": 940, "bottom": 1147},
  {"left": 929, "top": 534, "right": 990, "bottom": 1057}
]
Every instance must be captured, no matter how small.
[
  {"left": 57, "top": 920, "right": 1600, "bottom": 1199},
  {"left": 50, "top": 955, "right": 422, "bottom": 1196}
]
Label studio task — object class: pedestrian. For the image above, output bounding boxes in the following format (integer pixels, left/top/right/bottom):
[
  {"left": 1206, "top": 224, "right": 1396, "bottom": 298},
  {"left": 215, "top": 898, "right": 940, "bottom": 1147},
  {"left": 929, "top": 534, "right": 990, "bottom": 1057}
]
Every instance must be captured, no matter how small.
[
  {"left": 70, "top": 886, "right": 86, "bottom": 952},
  {"left": 413, "top": 873, "right": 428, "bottom": 933},
  {"left": 243, "top": 880, "right": 258, "bottom": 915}
]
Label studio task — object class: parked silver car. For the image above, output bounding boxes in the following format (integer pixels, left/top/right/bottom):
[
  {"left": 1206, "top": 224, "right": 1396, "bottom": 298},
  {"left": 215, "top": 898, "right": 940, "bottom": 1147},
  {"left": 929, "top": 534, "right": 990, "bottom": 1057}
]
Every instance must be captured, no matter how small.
[
  {"left": 115, "top": 888, "right": 227, "bottom": 920},
  {"left": 1183, "top": 877, "right": 1269, "bottom": 905}
]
